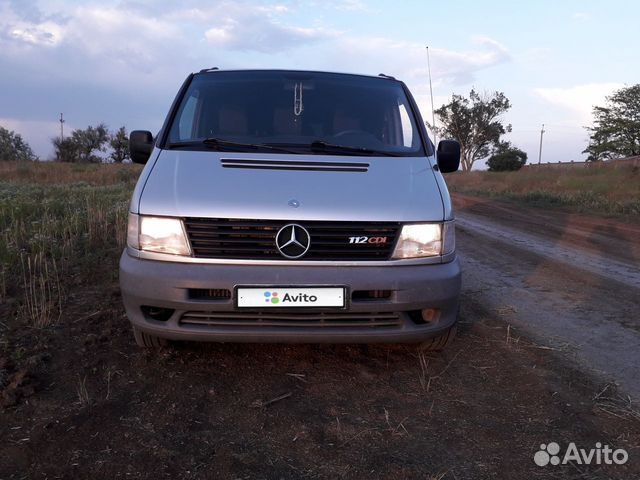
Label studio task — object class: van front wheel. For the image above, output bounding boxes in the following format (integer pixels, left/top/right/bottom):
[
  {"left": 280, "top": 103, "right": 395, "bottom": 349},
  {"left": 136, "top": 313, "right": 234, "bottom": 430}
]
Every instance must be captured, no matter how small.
[
  {"left": 132, "top": 327, "right": 168, "bottom": 348},
  {"left": 418, "top": 323, "right": 457, "bottom": 352}
]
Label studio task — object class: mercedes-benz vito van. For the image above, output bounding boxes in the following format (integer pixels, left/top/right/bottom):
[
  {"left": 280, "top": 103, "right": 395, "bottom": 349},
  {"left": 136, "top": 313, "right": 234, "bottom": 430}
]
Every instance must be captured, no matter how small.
[{"left": 120, "top": 69, "right": 461, "bottom": 349}]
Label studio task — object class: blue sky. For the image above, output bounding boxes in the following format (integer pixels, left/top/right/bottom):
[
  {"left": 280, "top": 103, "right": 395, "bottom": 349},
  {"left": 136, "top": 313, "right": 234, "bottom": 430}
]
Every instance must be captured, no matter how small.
[{"left": 1, "top": 0, "right": 638, "bottom": 165}]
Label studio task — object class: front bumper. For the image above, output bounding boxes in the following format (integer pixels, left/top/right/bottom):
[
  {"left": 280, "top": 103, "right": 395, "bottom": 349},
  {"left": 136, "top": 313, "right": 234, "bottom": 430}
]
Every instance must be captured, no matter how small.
[{"left": 119, "top": 251, "right": 461, "bottom": 343}]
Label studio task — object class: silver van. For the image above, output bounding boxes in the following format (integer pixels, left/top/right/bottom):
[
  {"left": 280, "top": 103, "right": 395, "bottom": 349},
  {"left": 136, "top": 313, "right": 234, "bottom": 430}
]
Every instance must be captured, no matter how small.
[{"left": 120, "top": 69, "right": 461, "bottom": 349}]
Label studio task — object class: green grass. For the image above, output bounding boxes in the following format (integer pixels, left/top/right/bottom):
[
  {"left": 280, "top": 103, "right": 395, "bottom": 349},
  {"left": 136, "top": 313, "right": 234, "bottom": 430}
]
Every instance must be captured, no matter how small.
[
  {"left": 0, "top": 161, "right": 140, "bottom": 327},
  {"left": 445, "top": 162, "right": 640, "bottom": 216}
]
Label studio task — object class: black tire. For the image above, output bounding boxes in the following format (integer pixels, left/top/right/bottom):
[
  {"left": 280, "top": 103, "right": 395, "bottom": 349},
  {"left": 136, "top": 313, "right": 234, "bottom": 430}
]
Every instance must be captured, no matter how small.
[
  {"left": 132, "top": 327, "right": 169, "bottom": 348},
  {"left": 418, "top": 323, "right": 457, "bottom": 352}
]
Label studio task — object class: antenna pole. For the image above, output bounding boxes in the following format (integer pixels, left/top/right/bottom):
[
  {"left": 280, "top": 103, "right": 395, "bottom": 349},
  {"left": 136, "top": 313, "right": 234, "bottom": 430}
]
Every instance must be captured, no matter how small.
[
  {"left": 538, "top": 123, "right": 545, "bottom": 164},
  {"left": 426, "top": 46, "right": 437, "bottom": 147}
]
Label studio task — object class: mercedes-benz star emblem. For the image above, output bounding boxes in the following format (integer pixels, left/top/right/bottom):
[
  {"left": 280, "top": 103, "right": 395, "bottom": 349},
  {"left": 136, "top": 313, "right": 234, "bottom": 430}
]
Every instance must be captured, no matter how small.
[{"left": 275, "top": 224, "right": 311, "bottom": 259}]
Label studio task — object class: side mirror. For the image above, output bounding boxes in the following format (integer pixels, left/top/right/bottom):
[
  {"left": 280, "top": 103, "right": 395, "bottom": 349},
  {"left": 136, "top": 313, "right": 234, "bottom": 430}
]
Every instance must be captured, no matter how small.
[
  {"left": 130, "top": 130, "right": 154, "bottom": 164},
  {"left": 437, "top": 140, "right": 461, "bottom": 173}
]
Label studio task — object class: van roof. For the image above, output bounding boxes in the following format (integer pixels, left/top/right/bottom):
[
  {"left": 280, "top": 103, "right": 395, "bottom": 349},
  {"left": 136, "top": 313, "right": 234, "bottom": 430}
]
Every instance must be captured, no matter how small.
[{"left": 194, "top": 68, "right": 398, "bottom": 81}]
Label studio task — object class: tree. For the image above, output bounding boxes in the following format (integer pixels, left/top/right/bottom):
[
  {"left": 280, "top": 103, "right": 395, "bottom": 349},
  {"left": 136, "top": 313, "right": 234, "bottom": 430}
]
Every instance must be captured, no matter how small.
[
  {"left": 429, "top": 89, "right": 512, "bottom": 172},
  {"left": 71, "top": 123, "right": 109, "bottom": 163},
  {"left": 52, "top": 123, "right": 110, "bottom": 162},
  {"left": 583, "top": 84, "right": 640, "bottom": 161},
  {"left": 52, "top": 137, "right": 80, "bottom": 163},
  {"left": 109, "top": 126, "right": 130, "bottom": 163},
  {"left": 486, "top": 141, "right": 528, "bottom": 171},
  {"left": 0, "top": 126, "right": 37, "bottom": 161}
]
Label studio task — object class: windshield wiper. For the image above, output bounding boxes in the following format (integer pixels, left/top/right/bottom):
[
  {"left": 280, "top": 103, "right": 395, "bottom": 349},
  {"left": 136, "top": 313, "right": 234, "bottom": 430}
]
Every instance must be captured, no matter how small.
[
  {"left": 203, "top": 138, "right": 301, "bottom": 154},
  {"left": 167, "top": 138, "right": 300, "bottom": 154},
  {"left": 309, "top": 140, "right": 400, "bottom": 157}
]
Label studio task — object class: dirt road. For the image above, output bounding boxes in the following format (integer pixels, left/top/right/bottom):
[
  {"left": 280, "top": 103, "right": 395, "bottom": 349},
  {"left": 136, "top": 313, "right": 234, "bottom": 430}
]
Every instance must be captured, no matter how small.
[
  {"left": 454, "top": 194, "right": 640, "bottom": 399},
  {"left": 2, "top": 196, "right": 639, "bottom": 479}
]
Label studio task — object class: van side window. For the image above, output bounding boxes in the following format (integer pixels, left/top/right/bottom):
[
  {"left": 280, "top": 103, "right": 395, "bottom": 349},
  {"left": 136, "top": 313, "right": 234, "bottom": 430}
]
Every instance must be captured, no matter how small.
[
  {"left": 177, "top": 92, "right": 200, "bottom": 140},
  {"left": 398, "top": 102, "right": 414, "bottom": 148}
]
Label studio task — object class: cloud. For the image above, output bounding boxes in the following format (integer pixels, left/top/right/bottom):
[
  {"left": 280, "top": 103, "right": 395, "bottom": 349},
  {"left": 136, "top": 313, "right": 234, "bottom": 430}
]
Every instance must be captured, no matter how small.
[
  {"left": 534, "top": 83, "right": 623, "bottom": 123},
  {"left": 1, "top": 0, "right": 507, "bottom": 97},
  {"left": 572, "top": 12, "right": 591, "bottom": 22},
  {"left": 8, "top": 19, "right": 65, "bottom": 46},
  {"left": 331, "top": 0, "right": 367, "bottom": 11},
  {"left": 322, "top": 34, "right": 510, "bottom": 93},
  {"left": 429, "top": 36, "right": 510, "bottom": 84},
  {"left": 1, "top": 3, "right": 179, "bottom": 56},
  {"left": 0, "top": 0, "right": 513, "bottom": 159},
  {"left": 0, "top": 2, "right": 191, "bottom": 96},
  {"left": 201, "top": 4, "right": 337, "bottom": 52},
  {"left": 0, "top": 1, "right": 67, "bottom": 47},
  {"left": 204, "top": 22, "right": 334, "bottom": 53}
]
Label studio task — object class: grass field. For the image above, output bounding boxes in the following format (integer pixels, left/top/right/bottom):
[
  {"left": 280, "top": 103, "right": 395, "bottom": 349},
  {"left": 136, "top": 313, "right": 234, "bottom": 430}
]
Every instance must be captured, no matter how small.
[
  {"left": 0, "top": 161, "right": 141, "bottom": 329},
  {"left": 445, "top": 162, "right": 640, "bottom": 216},
  {"left": 2, "top": 159, "right": 637, "bottom": 327}
]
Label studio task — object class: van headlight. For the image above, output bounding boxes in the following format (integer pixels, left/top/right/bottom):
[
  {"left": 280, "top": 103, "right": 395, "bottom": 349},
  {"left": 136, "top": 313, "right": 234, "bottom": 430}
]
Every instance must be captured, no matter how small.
[
  {"left": 127, "top": 213, "right": 191, "bottom": 256},
  {"left": 391, "top": 221, "right": 455, "bottom": 259}
]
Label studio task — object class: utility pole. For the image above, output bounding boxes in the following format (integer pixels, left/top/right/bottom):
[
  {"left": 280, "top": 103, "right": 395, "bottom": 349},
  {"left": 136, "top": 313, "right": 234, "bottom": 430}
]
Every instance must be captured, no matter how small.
[
  {"left": 537, "top": 123, "right": 545, "bottom": 164},
  {"left": 59, "top": 113, "right": 65, "bottom": 141}
]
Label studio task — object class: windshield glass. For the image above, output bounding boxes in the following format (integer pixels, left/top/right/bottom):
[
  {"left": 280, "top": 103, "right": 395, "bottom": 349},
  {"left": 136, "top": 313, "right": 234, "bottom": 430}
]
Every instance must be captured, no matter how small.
[{"left": 166, "top": 71, "right": 426, "bottom": 156}]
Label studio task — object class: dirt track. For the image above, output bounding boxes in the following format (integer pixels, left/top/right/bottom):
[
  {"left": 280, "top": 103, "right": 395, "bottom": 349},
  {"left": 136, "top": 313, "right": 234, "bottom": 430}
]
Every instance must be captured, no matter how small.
[
  {"left": 454, "top": 194, "right": 640, "bottom": 399},
  {"left": 1, "top": 195, "right": 640, "bottom": 479}
]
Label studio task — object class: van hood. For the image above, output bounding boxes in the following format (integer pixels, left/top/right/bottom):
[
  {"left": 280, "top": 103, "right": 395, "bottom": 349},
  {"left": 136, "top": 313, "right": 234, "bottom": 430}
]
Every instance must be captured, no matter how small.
[{"left": 137, "top": 150, "right": 445, "bottom": 222}]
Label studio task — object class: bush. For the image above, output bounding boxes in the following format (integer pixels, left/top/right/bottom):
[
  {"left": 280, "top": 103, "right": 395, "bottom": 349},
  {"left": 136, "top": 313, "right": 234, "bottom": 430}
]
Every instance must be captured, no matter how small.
[{"left": 487, "top": 142, "right": 527, "bottom": 171}]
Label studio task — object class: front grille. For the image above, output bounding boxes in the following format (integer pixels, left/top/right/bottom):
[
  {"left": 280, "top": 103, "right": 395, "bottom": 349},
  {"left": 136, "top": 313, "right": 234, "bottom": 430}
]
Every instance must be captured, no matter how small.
[
  {"left": 179, "top": 311, "right": 401, "bottom": 328},
  {"left": 188, "top": 288, "right": 232, "bottom": 300},
  {"left": 184, "top": 218, "right": 400, "bottom": 260},
  {"left": 352, "top": 290, "right": 393, "bottom": 301}
]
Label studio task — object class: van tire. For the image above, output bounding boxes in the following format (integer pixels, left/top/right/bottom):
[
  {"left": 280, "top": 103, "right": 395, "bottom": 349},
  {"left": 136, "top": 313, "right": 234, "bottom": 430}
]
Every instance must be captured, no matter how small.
[
  {"left": 132, "top": 327, "right": 168, "bottom": 348},
  {"left": 418, "top": 323, "right": 457, "bottom": 352}
]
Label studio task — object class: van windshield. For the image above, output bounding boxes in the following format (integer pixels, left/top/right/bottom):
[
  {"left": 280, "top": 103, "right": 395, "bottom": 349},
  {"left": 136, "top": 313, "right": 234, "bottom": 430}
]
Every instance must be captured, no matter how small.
[{"left": 166, "top": 71, "right": 427, "bottom": 157}]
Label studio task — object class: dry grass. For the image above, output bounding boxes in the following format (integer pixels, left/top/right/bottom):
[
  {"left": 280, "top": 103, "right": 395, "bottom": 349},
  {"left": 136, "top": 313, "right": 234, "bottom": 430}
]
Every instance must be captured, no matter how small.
[
  {"left": 20, "top": 253, "right": 62, "bottom": 328},
  {"left": 76, "top": 375, "right": 90, "bottom": 406},
  {"left": 1, "top": 161, "right": 137, "bottom": 329},
  {"left": 418, "top": 350, "right": 430, "bottom": 392},
  {"left": 445, "top": 162, "right": 640, "bottom": 215},
  {"left": 427, "top": 473, "right": 448, "bottom": 480},
  {"left": 593, "top": 383, "right": 640, "bottom": 423},
  {"left": 0, "top": 160, "right": 142, "bottom": 186},
  {"left": 417, "top": 349, "right": 462, "bottom": 393}
]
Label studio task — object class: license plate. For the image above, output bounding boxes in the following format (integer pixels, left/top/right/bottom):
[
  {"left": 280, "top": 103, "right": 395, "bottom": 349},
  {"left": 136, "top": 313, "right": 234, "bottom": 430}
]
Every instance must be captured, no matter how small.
[{"left": 237, "top": 287, "right": 345, "bottom": 308}]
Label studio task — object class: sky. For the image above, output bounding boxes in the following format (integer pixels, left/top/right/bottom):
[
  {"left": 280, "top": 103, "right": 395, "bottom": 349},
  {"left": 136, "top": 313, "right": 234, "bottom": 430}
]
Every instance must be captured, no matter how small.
[{"left": 0, "top": 0, "right": 638, "bottom": 166}]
